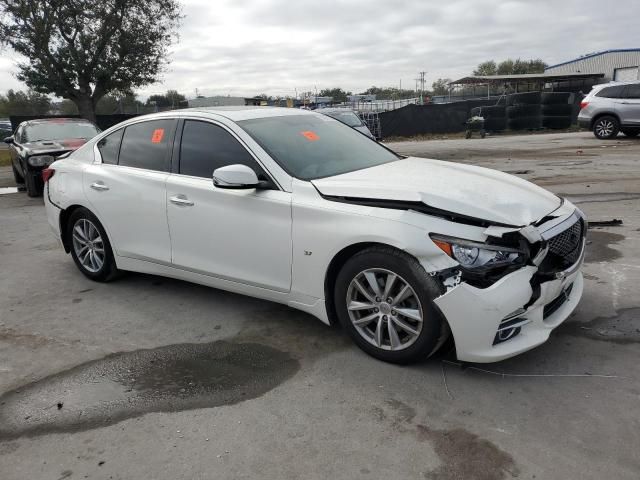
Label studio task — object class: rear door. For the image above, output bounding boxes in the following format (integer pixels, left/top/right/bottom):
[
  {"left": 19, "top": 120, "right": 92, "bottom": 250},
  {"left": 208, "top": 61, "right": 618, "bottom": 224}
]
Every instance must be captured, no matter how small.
[
  {"left": 166, "top": 119, "right": 292, "bottom": 292},
  {"left": 618, "top": 84, "right": 640, "bottom": 125},
  {"left": 84, "top": 119, "right": 177, "bottom": 263}
]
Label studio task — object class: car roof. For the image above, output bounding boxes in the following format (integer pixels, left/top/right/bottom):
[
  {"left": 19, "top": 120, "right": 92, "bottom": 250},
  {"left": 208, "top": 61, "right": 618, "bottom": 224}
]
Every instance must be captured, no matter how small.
[
  {"left": 175, "top": 106, "right": 317, "bottom": 122},
  {"left": 22, "top": 118, "right": 97, "bottom": 127},
  {"left": 317, "top": 108, "right": 357, "bottom": 114}
]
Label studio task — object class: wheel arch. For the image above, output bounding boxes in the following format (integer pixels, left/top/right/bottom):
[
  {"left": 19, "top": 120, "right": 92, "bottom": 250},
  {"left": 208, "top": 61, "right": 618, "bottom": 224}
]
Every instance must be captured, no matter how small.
[
  {"left": 59, "top": 204, "right": 114, "bottom": 254},
  {"left": 323, "top": 241, "right": 428, "bottom": 325},
  {"left": 590, "top": 111, "right": 620, "bottom": 129}
]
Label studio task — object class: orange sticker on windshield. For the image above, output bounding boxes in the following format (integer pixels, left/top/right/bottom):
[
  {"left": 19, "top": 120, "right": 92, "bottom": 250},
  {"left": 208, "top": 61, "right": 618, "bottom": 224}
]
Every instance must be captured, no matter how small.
[
  {"left": 151, "top": 129, "right": 165, "bottom": 143},
  {"left": 300, "top": 131, "right": 319, "bottom": 141}
]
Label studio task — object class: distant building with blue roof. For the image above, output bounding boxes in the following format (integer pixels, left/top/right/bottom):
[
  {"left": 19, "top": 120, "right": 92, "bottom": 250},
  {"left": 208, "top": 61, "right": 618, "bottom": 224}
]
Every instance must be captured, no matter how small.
[{"left": 545, "top": 49, "right": 640, "bottom": 82}]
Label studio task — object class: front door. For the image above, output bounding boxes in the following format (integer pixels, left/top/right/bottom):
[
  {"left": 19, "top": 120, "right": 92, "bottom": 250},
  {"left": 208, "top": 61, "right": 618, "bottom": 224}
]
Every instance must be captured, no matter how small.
[{"left": 166, "top": 119, "right": 292, "bottom": 292}]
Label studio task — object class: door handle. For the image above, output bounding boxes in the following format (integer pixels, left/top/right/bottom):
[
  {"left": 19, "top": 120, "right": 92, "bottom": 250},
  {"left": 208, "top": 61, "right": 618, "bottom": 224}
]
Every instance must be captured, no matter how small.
[
  {"left": 90, "top": 182, "right": 109, "bottom": 191},
  {"left": 170, "top": 195, "right": 194, "bottom": 207}
]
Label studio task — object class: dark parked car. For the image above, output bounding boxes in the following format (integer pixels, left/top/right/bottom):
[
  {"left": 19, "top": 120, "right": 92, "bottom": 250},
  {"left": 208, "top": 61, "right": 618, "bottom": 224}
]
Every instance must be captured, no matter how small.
[{"left": 4, "top": 118, "right": 100, "bottom": 196}]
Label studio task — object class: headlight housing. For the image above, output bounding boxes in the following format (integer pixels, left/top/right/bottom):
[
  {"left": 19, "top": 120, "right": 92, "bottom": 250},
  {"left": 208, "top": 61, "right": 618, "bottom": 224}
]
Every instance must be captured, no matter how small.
[
  {"left": 430, "top": 234, "right": 526, "bottom": 270},
  {"left": 28, "top": 155, "right": 55, "bottom": 167}
]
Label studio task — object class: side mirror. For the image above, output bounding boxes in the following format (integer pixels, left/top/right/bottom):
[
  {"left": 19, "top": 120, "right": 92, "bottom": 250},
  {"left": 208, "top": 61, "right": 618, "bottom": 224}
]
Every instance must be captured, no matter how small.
[
  {"left": 213, "top": 164, "right": 259, "bottom": 189},
  {"left": 3, "top": 136, "right": 14, "bottom": 144}
]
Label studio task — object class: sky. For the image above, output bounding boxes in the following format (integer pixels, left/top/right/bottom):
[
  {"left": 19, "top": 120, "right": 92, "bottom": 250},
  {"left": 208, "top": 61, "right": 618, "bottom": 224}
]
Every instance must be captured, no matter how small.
[{"left": 0, "top": 0, "right": 639, "bottom": 100}]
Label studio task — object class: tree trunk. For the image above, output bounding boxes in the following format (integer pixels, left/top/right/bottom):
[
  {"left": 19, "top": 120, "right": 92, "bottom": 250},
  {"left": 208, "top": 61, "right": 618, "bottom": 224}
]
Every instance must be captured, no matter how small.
[{"left": 73, "top": 95, "right": 97, "bottom": 123}]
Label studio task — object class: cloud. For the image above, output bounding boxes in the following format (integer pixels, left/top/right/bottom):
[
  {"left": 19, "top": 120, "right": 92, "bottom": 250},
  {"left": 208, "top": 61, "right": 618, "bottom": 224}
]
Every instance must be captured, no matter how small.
[{"left": 0, "top": 0, "right": 638, "bottom": 99}]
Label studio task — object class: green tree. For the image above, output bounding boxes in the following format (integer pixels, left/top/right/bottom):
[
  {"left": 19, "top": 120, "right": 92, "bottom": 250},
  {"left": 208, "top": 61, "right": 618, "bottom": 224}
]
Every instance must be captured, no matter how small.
[
  {"left": 431, "top": 78, "right": 451, "bottom": 96},
  {"left": 318, "top": 87, "right": 352, "bottom": 103},
  {"left": 0, "top": 89, "right": 51, "bottom": 115},
  {"left": 58, "top": 99, "right": 79, "bottom": 115},
  {"left": 473, "top": 61, "right": 498, "bottom": 76},
  {"left": 362, "top": 86, "right": 418, "bottom": 100},
  {"left": 146, "top": 89, "right": 187, "bottom": 109},
  {"left": 475, "top": 58, "right": 547, "bottom": 76},
  {"left": 96, "top": 92, "right": 144, "bottom": 114},
  {"left": 0, "top": 0, "right": 182, "bottom": 122}
]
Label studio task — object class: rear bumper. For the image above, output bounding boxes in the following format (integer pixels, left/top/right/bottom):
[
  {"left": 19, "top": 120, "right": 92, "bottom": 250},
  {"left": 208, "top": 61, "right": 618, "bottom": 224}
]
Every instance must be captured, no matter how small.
[
  {"left": 434, "top": 263, "right": 584, "bottom": 363},
  {"left": 577, "top": 115, "right": 591, "bottom": 129},
  {"left": 44, "top": 185, "right": 62, "bottom": 242}
]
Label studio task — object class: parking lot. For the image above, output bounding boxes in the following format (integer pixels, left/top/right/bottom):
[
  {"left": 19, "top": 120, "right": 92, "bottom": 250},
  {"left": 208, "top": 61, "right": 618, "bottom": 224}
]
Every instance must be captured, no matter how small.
[{"left": 0, "top": 131, "right": 639, "bottom": 479}]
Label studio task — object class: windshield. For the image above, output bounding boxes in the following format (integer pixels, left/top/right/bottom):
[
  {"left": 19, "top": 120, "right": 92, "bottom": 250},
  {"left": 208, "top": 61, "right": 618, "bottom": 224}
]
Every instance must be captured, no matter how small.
[
  {"left": 24, "top": 122, "right": 100, "bottom": 142},
  {"left": 323, "top": 111, "right": 363, "bottom": 127},
  {"left": 238, "top": 115, "right": 398, "bottom": 180}
]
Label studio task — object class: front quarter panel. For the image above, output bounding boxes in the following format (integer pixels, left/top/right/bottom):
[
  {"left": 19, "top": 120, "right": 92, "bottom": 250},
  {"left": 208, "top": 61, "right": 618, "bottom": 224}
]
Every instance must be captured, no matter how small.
[{"left": 290, "top": 179, "right": 477, "bottom": 301}]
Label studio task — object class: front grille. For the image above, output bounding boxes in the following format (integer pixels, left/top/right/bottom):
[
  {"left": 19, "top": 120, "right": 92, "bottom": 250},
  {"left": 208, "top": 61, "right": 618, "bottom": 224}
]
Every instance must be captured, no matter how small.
[
  {"left": 539, "top": 218, "right": 585, "bottom": 273},
  {"left": 543, "top": 283, "right": 574, "bottom": 319}
]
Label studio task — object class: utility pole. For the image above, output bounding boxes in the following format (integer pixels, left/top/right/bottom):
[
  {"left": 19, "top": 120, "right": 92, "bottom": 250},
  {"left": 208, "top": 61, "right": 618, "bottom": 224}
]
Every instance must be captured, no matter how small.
[{"left": 417, "top": 71, "right": 427, "bottom": 103}]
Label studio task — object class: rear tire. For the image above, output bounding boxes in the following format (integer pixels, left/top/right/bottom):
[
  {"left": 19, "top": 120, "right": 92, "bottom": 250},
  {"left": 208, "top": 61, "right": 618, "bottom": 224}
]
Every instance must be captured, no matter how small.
[
  {"left": 67, "top": 208, "right": 119, "bottom": 282},
  {"left": 593, "top": 115, "right": 619, "bottom": 139},
  {"left": 334, "top": 246, "right": 445, "bottom": 364}
]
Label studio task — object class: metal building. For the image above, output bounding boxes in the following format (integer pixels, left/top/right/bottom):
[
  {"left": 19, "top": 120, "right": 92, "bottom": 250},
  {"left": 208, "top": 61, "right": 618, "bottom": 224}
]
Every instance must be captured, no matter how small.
[
  {"left": 545, "top": 49, "right": 640, "bottom": 82},
  {"left": 187, "top": 96, "right": 246, "bottom": 108}
]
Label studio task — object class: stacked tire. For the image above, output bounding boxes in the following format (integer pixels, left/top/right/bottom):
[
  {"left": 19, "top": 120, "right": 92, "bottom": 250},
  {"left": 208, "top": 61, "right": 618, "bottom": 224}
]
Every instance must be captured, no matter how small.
[
  {"left": 540, "top": 92, "right": 572, "bottom": 129},
  {"left": 471, "top": 105, "right": 506, "bottom": 132},
  {"left": 506, "top": 92, "right": 541, "bottom": 131}
]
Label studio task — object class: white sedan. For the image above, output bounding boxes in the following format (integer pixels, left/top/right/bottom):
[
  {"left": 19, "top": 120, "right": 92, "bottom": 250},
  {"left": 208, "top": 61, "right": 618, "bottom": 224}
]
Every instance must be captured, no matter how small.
[{"left": 43, "top": 107, "right": 585, "bottom": 364}]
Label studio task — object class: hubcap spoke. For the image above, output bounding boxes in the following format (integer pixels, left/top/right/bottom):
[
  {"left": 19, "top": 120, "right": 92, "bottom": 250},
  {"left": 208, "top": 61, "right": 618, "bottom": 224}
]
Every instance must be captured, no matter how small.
[
  {"left": 388, "top": 320, "right": 401, "bottom": 349},
  {"left": 353, "top": 312, "right": 378, "bottom": 326},
  {"left": 354, "top": 279, "right": 376, "bottom": 303},
  {"left": 348, "top": 300, "right": 376, "bottom": 311},
  {"left": 382, "top": 273, "right": 397, "bottom": 300},
  {"left": 374, "top": 317, "right": 383, "bottom": 347},
  {"left": 363, "top": 271, "right": 382, "bottom": 298},
  {"left": 392, "top": 316, "right": 419, "bottom": 336},
  {"left": 392, "top": 284, "right": 411, "bottom": 306},
  {"left": 395, "top": 308, "right": 421, "bottom": 321}
]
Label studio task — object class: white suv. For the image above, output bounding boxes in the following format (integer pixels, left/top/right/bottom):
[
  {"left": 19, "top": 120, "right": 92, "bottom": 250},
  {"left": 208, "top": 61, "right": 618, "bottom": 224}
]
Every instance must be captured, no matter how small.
[{"left": 578, "top": 81, "right": 640, "bottom": 139}]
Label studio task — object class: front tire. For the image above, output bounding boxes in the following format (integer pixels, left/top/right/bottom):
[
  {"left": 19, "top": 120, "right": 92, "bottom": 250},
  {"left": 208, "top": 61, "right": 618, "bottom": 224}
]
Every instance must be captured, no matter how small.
[
  {"left": 67, "top": 208, "right": 119, "bottom": 282},
  {"left": 25, "top": 172, "right": 43, "bottom": 197},
  {"left": 334, "top": 246, "right": 445, "bottom": 364},
  {"left": 593, "top": 115, "right": 619, "bottom": 139}
]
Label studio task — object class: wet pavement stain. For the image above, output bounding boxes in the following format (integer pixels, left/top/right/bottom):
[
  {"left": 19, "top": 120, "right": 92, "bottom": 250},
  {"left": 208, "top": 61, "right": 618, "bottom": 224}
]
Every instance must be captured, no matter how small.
[
  {"left": 416, "top": 424, "right": 518, "bottom": 480},
  {"left": 0, "top": 341, "right": 299, "bottom": 441},
  {"left": 373, "top": 399, "right": 517, "bottom": 480},
  {"left": 558, "top": 308, "right": 640, "bottom": 344},
  {"left": 585, "top": 231, "right": 624, "bottom": 263}
]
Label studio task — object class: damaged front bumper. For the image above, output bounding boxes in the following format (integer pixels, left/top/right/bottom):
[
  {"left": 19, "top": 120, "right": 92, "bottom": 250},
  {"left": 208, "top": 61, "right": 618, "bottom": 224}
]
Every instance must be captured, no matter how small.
[{"left": 433, "top": 210, "right": 586, "bottom": 363}]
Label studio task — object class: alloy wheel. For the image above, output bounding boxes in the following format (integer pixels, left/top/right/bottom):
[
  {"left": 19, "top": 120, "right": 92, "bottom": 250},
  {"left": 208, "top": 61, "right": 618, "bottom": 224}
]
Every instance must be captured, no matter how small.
[
  {"left": 346, "top": 268, "right": 424, "bottom": 351},
  {"left": 595, "top": 120, "right": 614, "bottom": 138},
  {"left": 72, "top": 218, "right": 105, "bottom": 273}
]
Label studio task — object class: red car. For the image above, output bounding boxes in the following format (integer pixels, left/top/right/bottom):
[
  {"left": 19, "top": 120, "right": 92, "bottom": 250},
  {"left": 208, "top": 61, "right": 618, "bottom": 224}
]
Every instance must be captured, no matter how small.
[{"left": 4, "top": 118, "right": 100, "bottom": 197}]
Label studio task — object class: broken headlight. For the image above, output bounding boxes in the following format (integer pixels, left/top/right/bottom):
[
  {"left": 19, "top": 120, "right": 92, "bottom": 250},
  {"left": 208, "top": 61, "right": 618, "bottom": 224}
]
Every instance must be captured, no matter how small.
[{"left": 430, "top": 234, "right": 526, "bottom": 270}]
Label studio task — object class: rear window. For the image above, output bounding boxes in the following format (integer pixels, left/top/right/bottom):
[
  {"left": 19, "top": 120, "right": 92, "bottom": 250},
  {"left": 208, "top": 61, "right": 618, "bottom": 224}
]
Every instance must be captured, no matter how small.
[
  {"left": 118, "top": 120, "right": 175, "bottom": 172},
  {"left": 323, "top": 111, "right": 363, "bottom": 127},
  {"left": 625, "top": 84, "right": 640, "bottom": 99},
  {"left": 596, "top": 85, "right": 627, "bottom": 98},
  {"left": 24, "top": 121, "right": 99, "bottom": 142},
  {"left": 97, "top": 129, "right": 123, "bottom": 165}
]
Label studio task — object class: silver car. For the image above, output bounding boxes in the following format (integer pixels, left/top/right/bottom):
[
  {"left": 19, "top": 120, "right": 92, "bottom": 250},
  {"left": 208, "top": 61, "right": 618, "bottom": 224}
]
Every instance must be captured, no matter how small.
[
  {"left": 318, "top": 108, "right": 376, "bottom": 139},
  {"left": 578, "top": 81, "right": 640, "bottom": 139}
]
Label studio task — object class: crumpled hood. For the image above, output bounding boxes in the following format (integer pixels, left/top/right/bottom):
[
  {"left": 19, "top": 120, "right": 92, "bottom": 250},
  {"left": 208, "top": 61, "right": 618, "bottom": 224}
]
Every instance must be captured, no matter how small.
[
  {"left": 24, "top": 138, "right": 88, "bottom": 155},
  {"left": 312, "top": 157, "right": 562, "bottom": 227}
]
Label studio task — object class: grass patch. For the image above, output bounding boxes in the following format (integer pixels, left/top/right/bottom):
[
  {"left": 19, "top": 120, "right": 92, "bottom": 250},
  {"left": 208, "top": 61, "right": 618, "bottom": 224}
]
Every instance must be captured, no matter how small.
[{"left": 0, "top": 148, "right": 11, "bottom": 167}]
